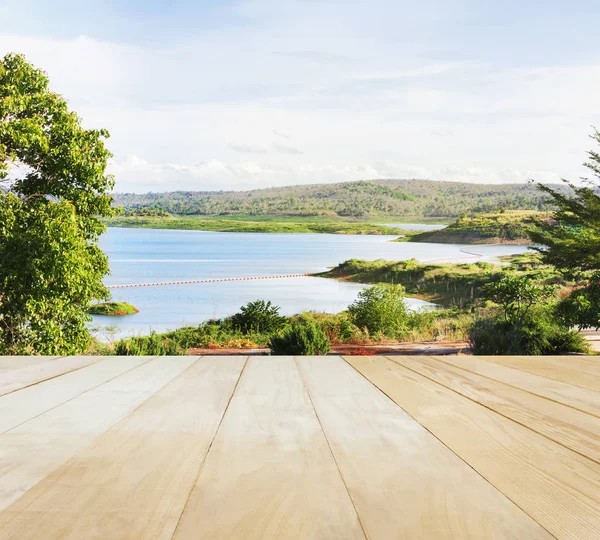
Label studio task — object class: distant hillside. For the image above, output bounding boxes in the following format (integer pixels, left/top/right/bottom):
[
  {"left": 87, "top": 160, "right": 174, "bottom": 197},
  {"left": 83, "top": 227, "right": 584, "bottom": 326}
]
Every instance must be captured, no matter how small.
[{"left": 112, "top": 179, "right": 565, "bottom": 218}]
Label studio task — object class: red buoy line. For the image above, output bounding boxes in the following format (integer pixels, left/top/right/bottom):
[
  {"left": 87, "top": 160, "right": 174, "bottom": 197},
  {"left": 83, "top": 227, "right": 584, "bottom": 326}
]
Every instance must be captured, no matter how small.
[{"left": 107, "top": 273, "right": 312, "bottom": 289}]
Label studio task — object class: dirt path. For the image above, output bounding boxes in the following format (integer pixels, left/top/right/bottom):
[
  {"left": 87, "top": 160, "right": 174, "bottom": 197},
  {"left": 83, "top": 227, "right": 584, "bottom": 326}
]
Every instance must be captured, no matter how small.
[{"left": 188, "top": 341, "right": 471, "bottom": 356}]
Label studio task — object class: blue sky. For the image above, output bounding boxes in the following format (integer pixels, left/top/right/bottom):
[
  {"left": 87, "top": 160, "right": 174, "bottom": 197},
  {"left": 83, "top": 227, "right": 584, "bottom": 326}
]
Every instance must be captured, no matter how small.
[{"left": 1, "top": 0, "right": 599, "bottom": 192}]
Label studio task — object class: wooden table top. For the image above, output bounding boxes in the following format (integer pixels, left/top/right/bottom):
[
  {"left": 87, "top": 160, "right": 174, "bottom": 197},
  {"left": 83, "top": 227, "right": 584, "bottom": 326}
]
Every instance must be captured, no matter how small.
[{"left": 0, "top": 354, "right": 598, "bottom": 539}]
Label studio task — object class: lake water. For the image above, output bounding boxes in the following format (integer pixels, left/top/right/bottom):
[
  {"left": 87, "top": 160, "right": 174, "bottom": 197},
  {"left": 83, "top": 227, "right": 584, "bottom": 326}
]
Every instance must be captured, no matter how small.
[{"left": 94, "top": 227, "right": 531, "bottom": 336}]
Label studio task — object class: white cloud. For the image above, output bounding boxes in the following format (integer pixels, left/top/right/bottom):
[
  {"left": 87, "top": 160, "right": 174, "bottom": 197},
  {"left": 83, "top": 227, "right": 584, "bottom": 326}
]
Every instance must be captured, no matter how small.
[
  {"left": 274, "top": 143, "right": 303, "bottom": 155},
  {"left": 1, "top": 3, "right": 598, "bottom": 192},
  {"left": 229, "top": 144, "right": 268, "bottom": 154}
]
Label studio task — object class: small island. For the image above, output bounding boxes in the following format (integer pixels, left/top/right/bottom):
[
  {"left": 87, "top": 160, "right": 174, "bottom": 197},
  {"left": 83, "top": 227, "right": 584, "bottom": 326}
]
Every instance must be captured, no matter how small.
[{"left": 89, "top": 302, "right": 139, "bottom": 316}]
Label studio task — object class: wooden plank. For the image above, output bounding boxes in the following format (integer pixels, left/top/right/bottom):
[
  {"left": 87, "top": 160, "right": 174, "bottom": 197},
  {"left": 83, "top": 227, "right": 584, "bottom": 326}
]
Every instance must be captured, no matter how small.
[
  {"left": 347, "top": 355, "right": 600, "bottom": 540},
  {"left": 174, "top": 356, "right": 366, "bottom": 540},
  {"left": 0, "top": 356, "right": 196, "bottom": 512},
  {"left": 0, "top": 356, "right": 246, "bottom": 540},
  {"left": 0, "top": 357, "right": 60, "bottom": 371},
  {"left": 389, "top": 356, "right": 600, "bottom": 463},
  {"left": 0, "top": 356, "right": 154, "bottom": 435},
  {"left": 481, "top": 356, "right": 600, "bottom": 392},
  {"left": 0, "top": 356, "right": 101, "bottom": 397},
  {"left": 297, "top": 356, "right": 551, "bottom": 540},
  {"left": 433, "top": 355, "right": 600, "bottom": 418}
]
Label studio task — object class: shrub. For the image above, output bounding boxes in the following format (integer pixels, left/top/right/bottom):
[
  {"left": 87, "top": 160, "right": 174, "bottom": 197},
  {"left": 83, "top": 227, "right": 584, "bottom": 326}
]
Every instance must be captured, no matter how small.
[
  {"left": 405, "top": 309, "right": 473, "bottom": 342},
  {"left": 114, "top": 332, "right": 184, "bottom": 355},
  {"left": 269, "top": 322, "right": 331, "bottom": 355},
  {"left": 347, "top": 284, "right": 409, "bottom": 338},
  {"left": 469, "top": 307, "right": 589, "bottom": 355},
  {"left": 228, "top": 300, "right": 286, "bottom": 334},
  {"left": 293, "top": 311, "right": 360, "bottom": 343},
  {"left": 482, "top": 275, "right": 556, "bottom": 327}
]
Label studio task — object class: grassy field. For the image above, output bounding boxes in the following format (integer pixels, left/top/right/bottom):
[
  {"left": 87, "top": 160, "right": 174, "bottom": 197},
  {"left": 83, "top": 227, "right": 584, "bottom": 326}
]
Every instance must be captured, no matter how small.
[
  {"left": 212, "top": 214, "right": 451, "bottom": 225},
  {"left": 104, "top": 215, "right": 421, "bottom": 235},
  {"left": 407, "top": 211, "right": 550, "bottom": 244}
]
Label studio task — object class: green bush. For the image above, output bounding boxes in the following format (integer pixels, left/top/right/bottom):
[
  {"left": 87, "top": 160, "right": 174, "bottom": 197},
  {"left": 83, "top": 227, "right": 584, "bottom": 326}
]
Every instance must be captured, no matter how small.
[
  {"left": 269, "top": 322, "right": 331, "bottom": 355},
  {"left": 404, "top": 309, "right": 473, "bottom": 342},
  {"left": 228, "top": 300, "right": 286, "bottom": 333},
  {"left": 114, "top": 332, "right": 184, "bottom": 355},
  {"left": 347, "top": 284, "right": 409, "bottom": 338},
  {"left": 469, "top": 307, "right": 589, "bottom": 355},
  {"left": 293, "top": 311, "right": 360, "bottom": 343}
]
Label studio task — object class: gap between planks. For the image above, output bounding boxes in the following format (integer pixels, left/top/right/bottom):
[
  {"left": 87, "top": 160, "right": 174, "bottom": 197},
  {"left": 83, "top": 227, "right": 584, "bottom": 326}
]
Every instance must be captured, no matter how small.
[
  {"left": 0, "top": 356, "right": 198, "bottom": 513},
  {"left": 431, "top": 355, "right": 600, "bottom": 419},
  {"left": 173, "top": 356, "right": 366, "bottom": 540},
  {"left": 386, "top": 355, "right": 600, "bottom": 464},
  {"left": 0, "top": 356, "right": 156, "bottom": 436},
  {"left": 297, "top": 356, "right": 551, "bottom": 540},
  {"left": 0, "top": 356, "right": 247, "bottom": 539},
  {"left": 0, "top": 356, "right": 101, "bottom": 397},
  {"left": 344, "top": 355, "right": 600, "bottom": 540}
]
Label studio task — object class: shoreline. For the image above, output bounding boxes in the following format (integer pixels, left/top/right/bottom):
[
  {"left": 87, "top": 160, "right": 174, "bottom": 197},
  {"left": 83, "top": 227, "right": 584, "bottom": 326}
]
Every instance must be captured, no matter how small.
[{"left": 103, "top": 217, "right": 420, "bottom": 236}]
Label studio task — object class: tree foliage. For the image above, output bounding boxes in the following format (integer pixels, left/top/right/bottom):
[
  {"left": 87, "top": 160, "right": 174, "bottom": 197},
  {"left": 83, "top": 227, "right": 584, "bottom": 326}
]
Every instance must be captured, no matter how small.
[
  {"left": 558, "top": 272, "right": 600, "bottom": 330},
  {"left": 347, "top": 284, "right": 409, "bottom": 338},
  {"left": 112, "top": 179, "right": 562, "bottom": 219},
  {"left": 228, "top": 300, "right": 286, "bottom": 334},
  {"left": 0, "top": 53, "right": 114, "bottom": 354},
  {"left": 530, "top": 130, "right": 600, "bottom": 271},
  {"left": 482, "top": 275, "right": 556, "bottom": 328},
  {"left": 469, "top": 307, "right": 588, "bottom": 355}
]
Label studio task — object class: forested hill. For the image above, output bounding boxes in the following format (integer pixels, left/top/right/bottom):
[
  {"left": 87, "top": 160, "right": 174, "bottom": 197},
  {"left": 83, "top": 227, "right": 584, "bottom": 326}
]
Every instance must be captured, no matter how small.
[{"left": 112, "top": 179, "right": 565, "bottom": 218}]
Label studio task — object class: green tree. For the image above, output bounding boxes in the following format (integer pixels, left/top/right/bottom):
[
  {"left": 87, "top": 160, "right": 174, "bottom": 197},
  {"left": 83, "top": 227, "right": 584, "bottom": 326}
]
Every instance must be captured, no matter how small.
[
  {"left": 0, "top": 53, "right": 114, "bottom": 354},
  {"left": 482, "top": 275, "right": 556, "bottom": 328},
  {"left": 558, "top": 272, "right": 600, "bottom": 330},
  {"left": 228, "top": 299, "right": 286, "bottom": 334},
  {"left": 470, "top": 275, "right": 586, "bottom": 355},
  {"left": 468, "top": 307, "right": 588, "bottom": 356},
  {"left": 529, "top": 129, "right": 600, "bottom": 271},
  {"left": 347, "top": 284, "right": 408, "bottom": 338}
]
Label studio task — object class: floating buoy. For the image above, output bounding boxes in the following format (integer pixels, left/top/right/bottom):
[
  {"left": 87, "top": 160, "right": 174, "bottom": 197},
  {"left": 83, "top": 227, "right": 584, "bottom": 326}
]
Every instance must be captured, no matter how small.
[{"left": 107, "top": 273, "right": 312, "bottom": 289}]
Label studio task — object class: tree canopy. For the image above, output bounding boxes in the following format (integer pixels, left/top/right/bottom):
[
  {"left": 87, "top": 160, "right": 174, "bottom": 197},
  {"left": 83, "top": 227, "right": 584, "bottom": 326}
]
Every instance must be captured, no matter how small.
[
  {"left": 529, "top": 130, "right": 600, "bottom": 271},
  {"left": 0, "top": 53, "right": 114, "bottom": 354}
]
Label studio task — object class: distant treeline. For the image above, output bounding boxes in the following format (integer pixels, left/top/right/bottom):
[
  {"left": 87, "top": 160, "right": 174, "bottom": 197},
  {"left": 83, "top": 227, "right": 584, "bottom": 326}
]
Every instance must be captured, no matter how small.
[{"left": 112, "top": 179, "right": 565, "bottom": 218}]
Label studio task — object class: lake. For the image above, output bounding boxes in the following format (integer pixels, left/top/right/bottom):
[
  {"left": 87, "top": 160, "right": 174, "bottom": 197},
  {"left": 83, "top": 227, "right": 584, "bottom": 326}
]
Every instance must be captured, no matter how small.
[{"left": 94, "top": 227, "right": 531, "bottom": 336}]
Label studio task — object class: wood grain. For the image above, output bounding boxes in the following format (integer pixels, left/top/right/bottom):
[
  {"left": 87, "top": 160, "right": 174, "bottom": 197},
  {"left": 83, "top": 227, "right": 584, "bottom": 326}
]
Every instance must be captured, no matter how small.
[
  {"left": 481, "top": 356, "right": 600, "bottom": 392},
  {"left": 0, "top": 356, "right": 101, "bottom": 397},
  {"left": 174, "top": 356, "right": 365, "bottom": 540},
  {"left": 0, "top": 356, "right": 153, "bottom": 435},
  {"left": 389, "top": 355, "right": 600, "bottom": 463},
  {"left": 0, "top": 356, "right": 196, "bottom": 512},
  {"left": 434, "top": 355, "right": 600, "bottom": 417},
  {"left": 0, "top": 356, "right": 246, "bottom": 540},
  {"left": 346, "top": 355, "right": 600, "bottom": 540},
  {"left": 297, "top": 356, "right": 551, "bottom": 540},
  {"left": 0, "top": 357, "right": 60, "bottom": 371}
]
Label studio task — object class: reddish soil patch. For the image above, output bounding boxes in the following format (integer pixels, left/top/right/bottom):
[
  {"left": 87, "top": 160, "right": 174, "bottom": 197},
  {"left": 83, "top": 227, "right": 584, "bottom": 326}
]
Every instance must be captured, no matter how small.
[{"left": 187, "top": 341, "right": 471, "bottom": 356}]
